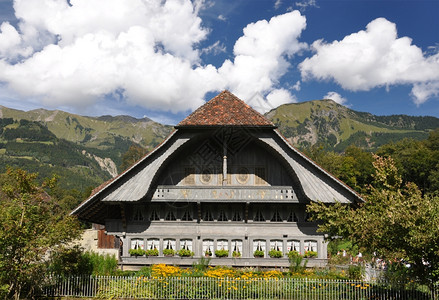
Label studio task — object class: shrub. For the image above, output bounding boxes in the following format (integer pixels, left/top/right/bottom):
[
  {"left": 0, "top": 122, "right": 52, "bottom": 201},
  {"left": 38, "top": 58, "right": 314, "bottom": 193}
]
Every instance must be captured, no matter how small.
[
  {"left": 289, "top": 255, "right": 308, "bottom": 274},
  {"left": 177, "top": 249, "right": 194, "bottom": 257},
  {"left": 287, "top": 250, "right": 301, "bottom": 259},
  {"left": 304, "top": 251, "right": 318, "bottom": 258},
  {"left": 268, "top": 249, "right": 283, "bottom": 258},
  {"left": 192, "top": 257, "right": 211, "bottom": 272},
  {"left": 214, "top": 249, "right": 229, "bottom": 257},
  {"left": 163, "top": 249, "right": 175, "bottom": 256},
  {"left": 83, "top": 252, "right": 118, "bottom": 275},
  {"left": 48, "top": 245, "right": 93, "bottom": 276},
  {"left": 204, "top": 250, "right": 212, "bottom": 257},
  {"left": 348, "top": 265, "right": 364, "bottom": 280},
  {"left": 253, "top": 250, "right": 264, "bottom": 257},
  {"left": 129, "top": 248, "right": 146, "bottom": 256},
  {"left": 145, "top": 249, "right": 159, "bottom": 256},
  {"left": 232, "top": 251, "right": 241, "bottom": 258}
]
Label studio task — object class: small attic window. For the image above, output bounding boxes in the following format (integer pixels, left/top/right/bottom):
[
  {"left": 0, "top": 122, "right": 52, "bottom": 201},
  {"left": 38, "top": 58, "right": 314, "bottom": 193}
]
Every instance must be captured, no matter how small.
[
  {"left": 287, "top": 211, "right": 299, "bottom": 222},
  {"left": 218, "top": 210, "right": 228, "bottom": 222},
  {"left": 232, "top": 211, "right": 242, "bottom": 222},
  {"left": 253, "top": 210, "right": 265, "bottom": 222},
  {"left": 203, "top": 210, "right": 214, "bottom": 221},
  {"left": 271, "top": 210, "right": 282, "bottom": 222},
  {"left": 181, "top": 210, "right": 193, "bottom": 221},
  {"left": 133, "top": 207, "right": 143, "bottom": 221},
  {"left": 150, "top": 210, "right": 160, "bottom": 221},
  {"left": 165, "top": 211, "right": 177, "bottom": 221}
]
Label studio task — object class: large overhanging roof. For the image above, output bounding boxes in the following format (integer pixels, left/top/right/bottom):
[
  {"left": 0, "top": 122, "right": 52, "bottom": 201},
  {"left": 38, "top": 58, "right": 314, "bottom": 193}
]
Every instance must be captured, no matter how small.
[{"left": 71, "top": 91, "right": 363, "bottom": 223}]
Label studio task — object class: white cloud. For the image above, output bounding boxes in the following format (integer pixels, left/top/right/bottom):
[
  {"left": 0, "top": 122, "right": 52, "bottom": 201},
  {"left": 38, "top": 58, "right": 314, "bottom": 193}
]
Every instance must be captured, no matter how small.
[
  {"left": 0, "top": 1, "right": 307, "bottom": 115},
  {"left": 0, "top": 21, "right": 33, "bottom": 59},
  {"left": 292, "top": 80, "right": 301, "bottom": 91},
  {"left": 300, "top": 18, "right": 439, "bottom": 105},
  {"left": 219, "top": 10, "right": 307, "bottom": 106},
  {"left": 294, "top": 0, "right": 319, "bottom": 12},
  {"left": 267, "top": 88, "right": 297, "bottom": 107},
  {"left": 323, "top": 91, "right": 347, "bottom": 105},
  {"left": 411, "top": 82, "right": 439, "bottom": 106},
  {"left": 201, "top": 40, "right": 226, "bottom": 55},
  {"left": 0, "top": 0, "right": 225, "bottom": 113},
  {"left": 218, "top": 14, "right": 226, "bottom": 21},
  {"left": 274, "top": 0, "right": 282, "bottom": 10}
]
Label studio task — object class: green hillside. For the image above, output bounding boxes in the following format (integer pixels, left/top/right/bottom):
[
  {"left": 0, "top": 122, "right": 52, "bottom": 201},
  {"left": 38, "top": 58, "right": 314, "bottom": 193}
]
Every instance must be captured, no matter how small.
[
  {"left": 1, "top": 100, "right": 438, "bottom": 192},
  {"left": 265, "top": 100, "right": 439, "bottom": 151},
  {"left": 0, "top": 118, "right": 111, "bottom": 191},
  {"left": 0, "top": 106, "right": 173, "bottom": 172}
]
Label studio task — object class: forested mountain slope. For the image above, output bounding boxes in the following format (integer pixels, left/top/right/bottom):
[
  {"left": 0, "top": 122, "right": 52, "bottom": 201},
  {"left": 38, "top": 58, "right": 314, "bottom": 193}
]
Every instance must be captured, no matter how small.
[{"left": 265, "top": 100, "right": 439, "bottom": 151}]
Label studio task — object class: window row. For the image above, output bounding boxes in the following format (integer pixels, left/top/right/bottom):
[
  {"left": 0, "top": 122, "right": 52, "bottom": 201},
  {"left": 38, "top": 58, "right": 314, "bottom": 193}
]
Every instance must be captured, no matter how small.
[
  {"left": 132, "top": 206, "right": 312, "bottom": 223},
  {"left": 129, "top": 238, "right": 318, "bottom": 258}
]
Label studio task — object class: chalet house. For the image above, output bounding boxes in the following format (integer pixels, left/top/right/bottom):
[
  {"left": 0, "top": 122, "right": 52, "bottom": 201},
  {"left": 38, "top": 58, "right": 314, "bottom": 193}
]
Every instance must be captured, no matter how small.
[{"left": 72, "top": 91, "right": 362, "bottom": 268}]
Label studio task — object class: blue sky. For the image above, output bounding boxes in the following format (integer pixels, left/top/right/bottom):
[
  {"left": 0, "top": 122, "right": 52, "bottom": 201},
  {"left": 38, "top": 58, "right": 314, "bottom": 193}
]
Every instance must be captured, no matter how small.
[{"left": 0, "top": 0, "right": 438, "bottom": 125}]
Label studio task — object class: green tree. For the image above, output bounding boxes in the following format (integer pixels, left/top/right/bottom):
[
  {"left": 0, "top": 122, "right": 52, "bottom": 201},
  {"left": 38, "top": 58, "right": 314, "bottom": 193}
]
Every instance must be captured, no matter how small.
[
  {"left": 377, "top": 138, "right": 439, "bottom": 194},
  {"left": 119, "top": 144, "right": 147, "bottom": 171},
  {"left": 308, "top": 155, "right": 439, "bottom": 285},
  {"left": 305, "top": 145, "right": 373, "bottom": 194},
  {"left": 0, "top": 168, "right": 82, "bottom": 299}
]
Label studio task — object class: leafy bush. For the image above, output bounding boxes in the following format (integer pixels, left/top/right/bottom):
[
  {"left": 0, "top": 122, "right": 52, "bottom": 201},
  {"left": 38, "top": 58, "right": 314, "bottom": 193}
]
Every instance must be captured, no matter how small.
[
  {"left": 348, "top": 265, "right": 364, "bottom": 280},
  {"left": 214, "top": 249, "right": 229, "bottom": 257},
  {"left": 289, "top": 255, "right": 308, "bottom": 274},
  {"left": 85, "top": 252, "right": 118, "bottom": 275},
  {"left": 129, "top": 248, "right": 146, "bottom": 256},
  {"left": 192, "top": 257, "right": 211, "bottom": 273},
  {"left": 268, "top": 249, "right": 283, "bottom": 258},
  {"left": 163, "top": 249, "right": 175, "bottom": 256},
  {"left": 287, "top": 250, "right": 301, "bottom": 259},
  {"left": 253, "top": 250, "right": 264, "bottom": 257},
  {"left": 304, "top": 251, "right": 318, "bottom": 258},
  {"left": 145, "top": 249, "right": 159, "bottom": 256},
  {"left": 177, "top": 249, "right": 194, "bottom": 257},
  {"left": 48, "top": 245, "right": 92, "bottom": 276}
]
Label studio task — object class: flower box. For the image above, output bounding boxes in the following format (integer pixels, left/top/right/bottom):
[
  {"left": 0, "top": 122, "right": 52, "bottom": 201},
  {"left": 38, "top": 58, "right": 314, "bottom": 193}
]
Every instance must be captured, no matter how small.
[
  {"left": 304, "top": 250, "right": 318, "bottom": 258},
  {"left": 145, "top": 249, "right": 159, "bottom": 256},
  {"left": 214, "top": 249, "right": 229, "bottom": 258},
  {"left": 268, "top": 249, "right": 283, "bottom": 258},
  {"left": 177, "top": 249, "right": 194, "bottom": 257},
  {"left": 129, "top": 248, "right": 146, "bottom": 257},
  {"left": 163, "top": 249, "right": 176, "bottom": 256},
  {"left": 253, "top": 250, "right": 264, "bottom": 258}
]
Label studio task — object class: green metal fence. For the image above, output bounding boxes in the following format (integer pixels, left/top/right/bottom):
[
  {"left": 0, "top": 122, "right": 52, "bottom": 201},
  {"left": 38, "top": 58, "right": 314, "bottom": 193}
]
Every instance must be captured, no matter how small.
[{"left": 43, "top": 276, "right": 438, "bottom": 299}]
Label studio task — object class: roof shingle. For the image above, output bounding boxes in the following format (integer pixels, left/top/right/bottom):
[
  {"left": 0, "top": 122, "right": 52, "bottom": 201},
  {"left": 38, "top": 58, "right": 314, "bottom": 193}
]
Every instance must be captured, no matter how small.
[{"left": 176, "top": 90, "right": 276, "bottom": 127}]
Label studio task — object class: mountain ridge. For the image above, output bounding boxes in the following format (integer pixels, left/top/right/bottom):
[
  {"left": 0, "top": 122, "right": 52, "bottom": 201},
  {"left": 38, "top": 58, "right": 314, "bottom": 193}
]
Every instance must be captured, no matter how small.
[{"left": 1, "top": 100, "right": 438, "bottom": 193}]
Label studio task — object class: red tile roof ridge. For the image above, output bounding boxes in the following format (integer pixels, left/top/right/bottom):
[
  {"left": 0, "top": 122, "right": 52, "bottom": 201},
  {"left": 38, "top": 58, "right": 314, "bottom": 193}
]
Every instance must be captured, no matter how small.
[{"left": 177, "top": 90, "right": 275, "bottom": 127}]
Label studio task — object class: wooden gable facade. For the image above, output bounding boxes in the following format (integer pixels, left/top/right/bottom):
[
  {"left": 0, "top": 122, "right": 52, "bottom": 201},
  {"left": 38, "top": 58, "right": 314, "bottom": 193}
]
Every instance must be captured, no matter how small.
[{"left": 72, "top": 91, "right": 362, "bottom": 268}]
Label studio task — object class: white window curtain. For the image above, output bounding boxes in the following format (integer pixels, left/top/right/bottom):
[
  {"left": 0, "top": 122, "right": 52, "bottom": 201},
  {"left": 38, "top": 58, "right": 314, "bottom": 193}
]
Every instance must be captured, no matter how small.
[
  {"left": 217, "top": 239, "right": 228, "bottom": 251},
  {"left": 270, "top": 240, "right": 283, "bottom": 252},
  {"left": 130, "top": 238, "right": 144, "bottom": 250},
  {"left": 304, "top": 240, "right": 317, "bottom": 252},
  {"left": 180, "top": 239, "right": 193, "bottom": 251},
  {"left": 253, "top": 239, "right": 266, "bottom": 252},
  {"left": 287, "top": 240, "right": 300, "bottom": 252},
  {"left": 163, "top": 239, "right": 176, "bottom": 250},
  {"left": 231, "top": 239, "right": 243, "bottom": 253},
  {"left": 203, "top": 239, "right": 214, "bottom": 253},
  {"left": 147, "top": 238, "right": 159, "bottom": 250}
]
